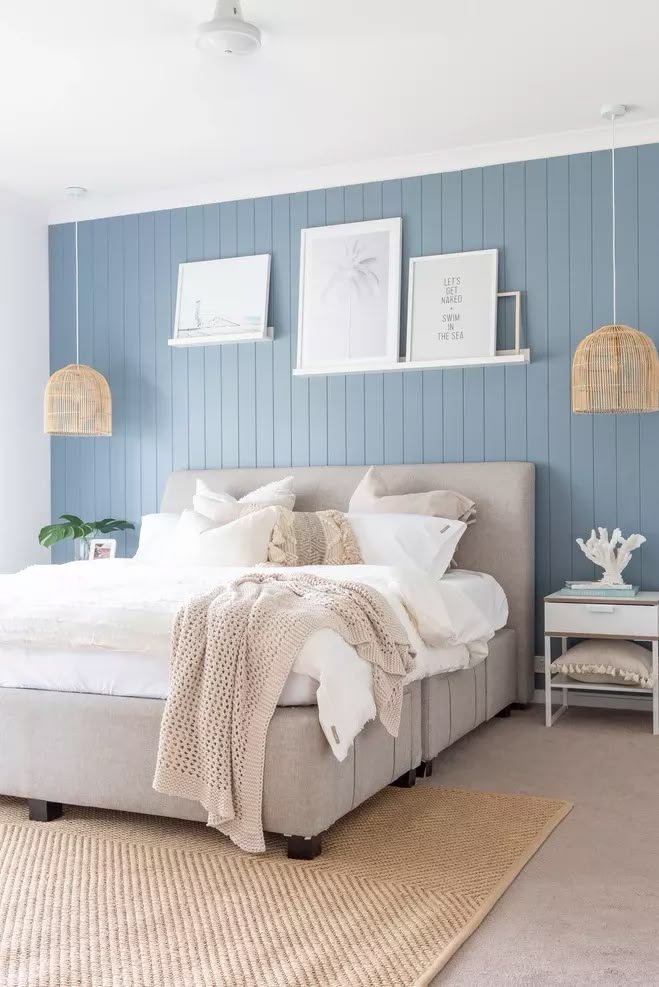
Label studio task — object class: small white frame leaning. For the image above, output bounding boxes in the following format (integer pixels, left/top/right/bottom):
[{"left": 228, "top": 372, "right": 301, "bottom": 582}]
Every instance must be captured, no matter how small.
[{"left": 88, "top": 538, "right": 117, "bottom": 561}]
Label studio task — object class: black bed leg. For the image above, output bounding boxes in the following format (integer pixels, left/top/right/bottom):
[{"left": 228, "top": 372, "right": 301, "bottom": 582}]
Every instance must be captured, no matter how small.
[
  {"left": 496, "top": 705, "right": 512, "bottom": 718},
  {"left": 391, "top": 769, "right": 416, "bottom": 788},
  {"left": 28, "top": 800, "right": 63, "bottom": 822},
  {"left": 416, "top": 761, "right": 433, "bottom": 779},
  {"left": 287, "top": 834, "right": 322, "bottom": 860}
]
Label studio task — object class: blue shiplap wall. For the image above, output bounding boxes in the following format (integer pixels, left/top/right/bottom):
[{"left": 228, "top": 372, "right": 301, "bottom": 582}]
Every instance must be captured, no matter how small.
[{"left": 48, "top": 144, "right": 659, "bottom": 646}]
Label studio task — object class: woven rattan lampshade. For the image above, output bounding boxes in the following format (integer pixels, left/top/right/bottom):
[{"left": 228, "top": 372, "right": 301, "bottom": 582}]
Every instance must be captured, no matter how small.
[
  {"left": 571, "top": 105, "right": 659, "bottom": 415},
  {"left": 572, "top": 324, "right": 659, "bottom": 414},
  {"left": 44, "top": 363, "right": 112, "bottom": 436},
  {"left": 44, "top": 216, "right": 113, "bottom": 437}
]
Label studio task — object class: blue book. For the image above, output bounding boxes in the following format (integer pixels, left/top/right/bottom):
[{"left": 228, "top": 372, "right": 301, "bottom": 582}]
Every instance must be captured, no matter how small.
[{"left": 561, "top": 584, "right": 639, "bottom": 598}]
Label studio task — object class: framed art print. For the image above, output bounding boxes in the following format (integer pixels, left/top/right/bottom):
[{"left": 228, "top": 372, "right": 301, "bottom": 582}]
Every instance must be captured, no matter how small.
[
  {"left": 297, "top": 217, "right": 402, "bottom": 371},
  {"left": 172, "top": 254, "right": 271, "bottom": 345},
  {"left": 406, "top": 248, "right": 498, "bottom": 362},
  {"left": 88, "top": 538, "right": 117, "bottom": 561}
]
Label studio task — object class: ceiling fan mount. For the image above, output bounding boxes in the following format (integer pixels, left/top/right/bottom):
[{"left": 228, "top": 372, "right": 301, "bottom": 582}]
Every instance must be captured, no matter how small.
[{"left": 197, "top": 1, "right": 262, "bottom": 56}]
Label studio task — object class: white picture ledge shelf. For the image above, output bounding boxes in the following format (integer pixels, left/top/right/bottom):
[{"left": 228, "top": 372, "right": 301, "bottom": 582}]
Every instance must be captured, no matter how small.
[
  {"left": 169, "top": 327, "right": 273, "bottom": 347},
  {"left": 293, "top": 348, "right": 530, "bottom": 377}
]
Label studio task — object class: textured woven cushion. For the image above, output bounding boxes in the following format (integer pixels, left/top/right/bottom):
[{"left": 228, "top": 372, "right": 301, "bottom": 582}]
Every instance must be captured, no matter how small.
[
  {"left": 551, "top": 639, "right": 655, "bottom": 688},
  {"left": 268, "top": 509, "right": 363, "bottom": 566},
  {"left": 348, "top": 466, "right": 476, "bottom": 523}
]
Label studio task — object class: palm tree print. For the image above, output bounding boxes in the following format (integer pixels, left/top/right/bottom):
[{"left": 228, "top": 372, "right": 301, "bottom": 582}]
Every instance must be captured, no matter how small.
[{"left": 322, "top": 238, "right": 381, "bottom": 358}]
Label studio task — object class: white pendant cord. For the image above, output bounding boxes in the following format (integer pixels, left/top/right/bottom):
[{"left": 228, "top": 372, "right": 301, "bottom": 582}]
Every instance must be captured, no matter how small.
[
  {"left": 74, "top": 220, "right": 80, "bottom": 365},
  {"left": 611, "top": 115, "right": 617, "bottom": 326}
]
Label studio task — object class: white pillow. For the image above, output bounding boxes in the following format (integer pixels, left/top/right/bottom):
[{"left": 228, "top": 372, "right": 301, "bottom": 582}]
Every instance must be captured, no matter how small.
[
  {"left": 133, "top": 513, "right": 180, "bottom": 564},
  {"left": 174, "top": 507, "right": 278, "bottom": 566},
  {"left": 193, "top": 493, "right": 273, "bottom": 525},
  {"left": 192, "top": 496, "right": 264, "bottom": 524},
  {"left": 348, "top": 466, "right": 476, "bottom": 523},
  {"left": 240, "top": 476, "right": 295, "bottom": 507},
  {"left": 348, "top": 513, "right": 467, "bottom": 579},
  {"left": 194, "top": 476, "right": 295, "bottom": 512}
]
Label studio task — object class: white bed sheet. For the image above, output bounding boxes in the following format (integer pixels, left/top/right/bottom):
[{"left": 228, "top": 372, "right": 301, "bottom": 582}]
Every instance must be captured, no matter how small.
[
  {"left": 0, "top": 639, "right": 469, "bottom": 704},
  {"left": 0, "top": 569, "right": 506, "bottom": 703}
]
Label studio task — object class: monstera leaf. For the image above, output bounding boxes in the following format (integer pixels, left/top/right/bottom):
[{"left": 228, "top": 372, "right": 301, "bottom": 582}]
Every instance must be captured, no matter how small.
[
  {"left": 38, "top": 515, "right": 135, "bottom": 548},
  {"left": 93, "top": 518, "right": 135, "bottom": 535}
]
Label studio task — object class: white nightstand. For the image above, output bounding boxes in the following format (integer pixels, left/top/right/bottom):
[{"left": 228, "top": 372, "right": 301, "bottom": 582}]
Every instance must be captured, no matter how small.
[{"left": 544, "top": 591, "right": 659, "bottom": 735}]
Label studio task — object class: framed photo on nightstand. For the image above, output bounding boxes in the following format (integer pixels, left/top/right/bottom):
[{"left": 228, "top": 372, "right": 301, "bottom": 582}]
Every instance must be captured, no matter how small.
[{"left": 88, "top": 538, "right": 117, "bottom": 561}]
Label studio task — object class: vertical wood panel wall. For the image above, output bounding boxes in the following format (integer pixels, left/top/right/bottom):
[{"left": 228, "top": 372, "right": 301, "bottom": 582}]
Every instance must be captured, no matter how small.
[{"left": 49, "top": 145, "right": 659, "bottom": 648}]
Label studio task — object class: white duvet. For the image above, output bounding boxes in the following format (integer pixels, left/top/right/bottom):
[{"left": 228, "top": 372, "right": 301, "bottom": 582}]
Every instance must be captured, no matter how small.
[{"left": 0, "top": 561, "right": 507, "bottom": 760}]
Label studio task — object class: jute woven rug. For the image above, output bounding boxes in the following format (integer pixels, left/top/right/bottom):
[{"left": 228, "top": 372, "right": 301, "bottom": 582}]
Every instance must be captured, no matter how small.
[{"left": 0, "top": 786, "right": 570, "bottom": 986}]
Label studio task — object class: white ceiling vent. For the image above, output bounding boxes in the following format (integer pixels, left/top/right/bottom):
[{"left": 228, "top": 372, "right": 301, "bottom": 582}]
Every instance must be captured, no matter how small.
[{"left": 197, "top": 1, "right": 262, "bottom": 56}]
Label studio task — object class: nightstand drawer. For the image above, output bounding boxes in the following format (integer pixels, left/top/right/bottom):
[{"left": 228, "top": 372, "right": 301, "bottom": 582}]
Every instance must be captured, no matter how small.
[{"left": 545, "top": 601, "right": 659, "bottom": 638}]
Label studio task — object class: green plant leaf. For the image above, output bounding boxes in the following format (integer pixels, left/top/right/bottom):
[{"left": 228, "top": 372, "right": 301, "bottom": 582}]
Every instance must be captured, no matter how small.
[
  {"left": 39, "top": 531, "right": 60, "bottom": 548},
  {"left": 38, "top": 524, "right": 63, "bottom": 547},
  {"left": 94, "top": 519, "right": 135, "bottom": 534},
  {"left": 59, "top": 514, "right": 84, "bottom": 526},
  {"left": 38, "top": 523, "right": 75, "bottom": 547},
  {"left": 39, "top": 523, "right": 60, "bottom": 538},
  {"left": 39, "top": 515, "right": 134, "bottom": 547}
]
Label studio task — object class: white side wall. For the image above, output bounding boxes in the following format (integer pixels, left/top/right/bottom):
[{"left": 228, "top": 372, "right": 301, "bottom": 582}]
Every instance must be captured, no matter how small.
[{"left": 0, "top": 193, "right": 50, "bottom": 572}]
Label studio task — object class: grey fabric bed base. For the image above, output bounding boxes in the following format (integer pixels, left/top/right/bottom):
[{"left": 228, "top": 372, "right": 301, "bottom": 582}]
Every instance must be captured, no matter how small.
[
  {"left": 0, "top": 629, "right": 516, "bottom": 850},
  {"left": 0, "top": 681, "right": 422, "bottom": 847},
  {"left": 421, "top": 626, "right": 517, "bottom": 764}
]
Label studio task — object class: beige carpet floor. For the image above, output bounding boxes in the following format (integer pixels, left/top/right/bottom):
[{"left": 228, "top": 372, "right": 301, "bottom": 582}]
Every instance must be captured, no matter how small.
[
  {"left": 0, "top": 783, "right": 568, "bottom": 987},
  {"left": 426, "top": 705, "right": 659, "bottom": 986}
]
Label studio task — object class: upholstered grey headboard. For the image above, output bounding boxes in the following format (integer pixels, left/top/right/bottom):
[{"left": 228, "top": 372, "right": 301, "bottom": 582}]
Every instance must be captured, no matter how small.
[{"left": 162, "top": 462, "right": 535, "bottom": 702}]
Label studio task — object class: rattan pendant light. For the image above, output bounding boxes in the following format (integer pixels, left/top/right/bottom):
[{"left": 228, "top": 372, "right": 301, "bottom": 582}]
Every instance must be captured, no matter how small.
[
  {"left": 572, "top": 105, "right": 659, "bottom": 414},
  {"left": 44, "top": 220, "right": 112, "bottom": 436}
]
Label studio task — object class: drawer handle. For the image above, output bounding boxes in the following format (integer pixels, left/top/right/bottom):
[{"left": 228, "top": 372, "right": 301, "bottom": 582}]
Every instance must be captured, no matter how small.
[{"left": 585, "top": 605, "right": 615, "bottom": 614}]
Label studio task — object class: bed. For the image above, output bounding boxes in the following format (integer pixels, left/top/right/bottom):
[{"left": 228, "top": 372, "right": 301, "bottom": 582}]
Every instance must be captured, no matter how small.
[{"left": 0, "top": 462, "right": 534, "bottom": 857}]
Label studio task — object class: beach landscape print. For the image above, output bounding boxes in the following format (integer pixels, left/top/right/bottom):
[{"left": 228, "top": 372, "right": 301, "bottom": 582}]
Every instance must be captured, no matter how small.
[
  {"left": 173, "top": 254, "right": 271, "bottom": 345},
  {"left": 297, "top": 218, "right": 402, "bottom": 371}
]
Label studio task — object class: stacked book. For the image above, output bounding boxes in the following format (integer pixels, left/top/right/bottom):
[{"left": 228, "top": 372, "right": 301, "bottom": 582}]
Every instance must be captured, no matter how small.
[{"left": 561, "top": 581, "right": 639, "bottom": 598}]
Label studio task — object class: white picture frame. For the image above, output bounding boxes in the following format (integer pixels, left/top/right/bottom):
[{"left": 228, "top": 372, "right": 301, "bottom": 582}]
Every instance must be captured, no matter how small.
[
  {"left": 171, "top": 254, "right": 271, "bottom": 347},
  {"left": 406, "top": 248, "right": 498, "bottom": 363},
  {"left": 88, "top": 538, "right": 117, "bottom": 561},
  {"left": 297, "top": 217, "right": 402, "bottom": 371}
]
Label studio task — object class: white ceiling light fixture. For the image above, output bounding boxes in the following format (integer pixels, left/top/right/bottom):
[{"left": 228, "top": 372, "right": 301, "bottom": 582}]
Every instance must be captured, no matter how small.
[
  {"left": 197, "top": 1, "right": 262, "bottom": 56},
  {"left": 65, "top": 185, "right": 88, "bottom": 199}
]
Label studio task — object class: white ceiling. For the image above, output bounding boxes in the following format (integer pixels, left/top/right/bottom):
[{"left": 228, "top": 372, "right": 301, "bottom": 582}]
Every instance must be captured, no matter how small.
[{"left": 2, "top": 0, "right": 659, "bottom": 220}]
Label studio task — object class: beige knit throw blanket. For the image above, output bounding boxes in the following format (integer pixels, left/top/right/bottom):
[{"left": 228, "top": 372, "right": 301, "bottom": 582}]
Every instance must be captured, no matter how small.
[{"left": 153, "top": 571, "right": 414, "bottom": 853}]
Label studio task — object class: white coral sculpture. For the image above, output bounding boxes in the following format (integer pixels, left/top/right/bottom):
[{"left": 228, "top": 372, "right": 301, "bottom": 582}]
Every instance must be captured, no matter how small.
[{"left": 576, "top": 527, "right": 646, "bottom": 585}]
